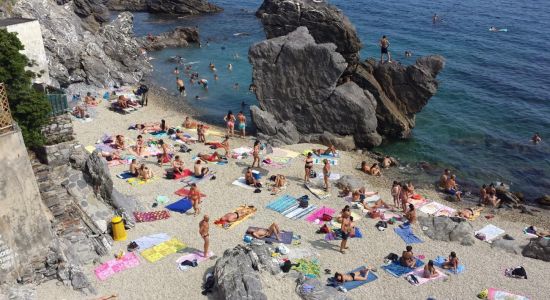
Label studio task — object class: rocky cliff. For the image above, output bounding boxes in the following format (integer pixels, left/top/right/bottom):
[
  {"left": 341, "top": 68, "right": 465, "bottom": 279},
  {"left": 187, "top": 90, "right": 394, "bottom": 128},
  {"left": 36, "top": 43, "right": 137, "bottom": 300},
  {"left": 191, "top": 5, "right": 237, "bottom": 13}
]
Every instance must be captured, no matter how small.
[
  {"left": 249, "top": 27, "right": 381, "bottom": 149},
  {"left": 139, "top": 26, "right": 200, "bottom": 51},
  {"left": 106, "top": 0, "right": 222, "bottom": 14},
  {"left": 253, "top": 0, "right": 445, "bottom": 145},
  {"left": 12, "top": 0, "right": 151, "bottom": 88}
]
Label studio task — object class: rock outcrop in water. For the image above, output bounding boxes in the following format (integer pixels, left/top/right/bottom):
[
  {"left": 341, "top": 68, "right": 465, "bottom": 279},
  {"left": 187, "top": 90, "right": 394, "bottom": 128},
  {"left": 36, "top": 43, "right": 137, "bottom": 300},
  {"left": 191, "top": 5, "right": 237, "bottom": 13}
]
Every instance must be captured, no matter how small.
[
  {"left": 139, "top": 27, "right": 200, "bottom": 51},
  {"left": 12, "top": 0, "right": 151, "bottom": 87},
  {"left": 106, "top": 0, "right": 222, "bottom": 15},
  {"left": 253, "top": 0, "right": 445, "bottom": 144},
  {"left": 249, "top": 27, "right": 381, "bottom": 149}
]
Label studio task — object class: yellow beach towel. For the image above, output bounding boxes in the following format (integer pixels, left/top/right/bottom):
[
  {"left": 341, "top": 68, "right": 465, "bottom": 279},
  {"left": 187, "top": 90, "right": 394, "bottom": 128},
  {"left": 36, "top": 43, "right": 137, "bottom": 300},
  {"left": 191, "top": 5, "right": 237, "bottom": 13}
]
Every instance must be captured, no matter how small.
[
  {"left": 215, "top": 205, "right": 257, "bottom": 230},
  {"left": 85, "top": 145, "right": 96, "bottom": 153},
  {"left": 127, "top": 177, "right": 156, "bottom": 186},
  {"left": 140, "top": 238, "right": 187, "bottom": 263}
]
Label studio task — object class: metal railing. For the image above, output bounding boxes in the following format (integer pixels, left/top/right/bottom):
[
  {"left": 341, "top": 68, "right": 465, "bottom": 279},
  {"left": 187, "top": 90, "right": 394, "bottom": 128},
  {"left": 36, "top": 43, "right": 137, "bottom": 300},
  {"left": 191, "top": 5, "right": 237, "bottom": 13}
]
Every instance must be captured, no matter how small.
[{"left": 0, "top": 83, "right": 15, "bottom": 134}]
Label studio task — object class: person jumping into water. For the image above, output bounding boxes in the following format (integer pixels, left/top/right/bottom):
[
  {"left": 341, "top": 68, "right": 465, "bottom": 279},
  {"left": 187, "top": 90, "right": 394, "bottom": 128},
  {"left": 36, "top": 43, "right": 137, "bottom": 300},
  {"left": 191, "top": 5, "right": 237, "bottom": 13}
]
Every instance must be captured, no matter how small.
[{"left": 380, "top": 35, "right": 391, "bottom": 63}]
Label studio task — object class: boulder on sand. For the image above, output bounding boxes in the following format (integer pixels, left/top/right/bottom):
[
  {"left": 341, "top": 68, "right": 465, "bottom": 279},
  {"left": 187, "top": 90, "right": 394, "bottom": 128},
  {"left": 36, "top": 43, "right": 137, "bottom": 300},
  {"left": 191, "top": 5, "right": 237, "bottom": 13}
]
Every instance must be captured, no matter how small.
[
  {"left": 419, "top": 215, "right": 475, "bottom": 246},
  {"left": 522, "top": 237, "right": 550, "bottom": 262}
]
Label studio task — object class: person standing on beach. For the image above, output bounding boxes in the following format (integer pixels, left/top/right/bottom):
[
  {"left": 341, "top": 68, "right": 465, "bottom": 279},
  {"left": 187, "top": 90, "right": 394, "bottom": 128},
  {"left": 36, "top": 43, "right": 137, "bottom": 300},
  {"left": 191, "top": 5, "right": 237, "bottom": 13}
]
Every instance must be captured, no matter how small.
[
  {"left": 379, "top": 35, "right": 391, "bottom": 63},
  {"left": 322, "top": 159, "right": 331, "bottom": 191},
  {"left": 190, "top": 183, "right": 202, "bottom": 216},
  {"left": 224, "top": 111, "right": 236, "bottom": 136},
  {"left": 391, "top": 181, "right": 401, "bottom": 208},
  {"left": 304, "top": 152, "right": 314, "bottom": 183},
  {"left": 237, "top": 111, "right": 246, "bottom": 138},
  {"left": 339, "top": 210, "right": 352, "bottom": 254},
  {"left": 251, "top": 140, "right": 261, "bottom": 168},
  {"left": 176, "top": 77, "right": 186, "bottom": 96},
  {"left": 199, "top": 215, "right": 210, "bottom": 257}
]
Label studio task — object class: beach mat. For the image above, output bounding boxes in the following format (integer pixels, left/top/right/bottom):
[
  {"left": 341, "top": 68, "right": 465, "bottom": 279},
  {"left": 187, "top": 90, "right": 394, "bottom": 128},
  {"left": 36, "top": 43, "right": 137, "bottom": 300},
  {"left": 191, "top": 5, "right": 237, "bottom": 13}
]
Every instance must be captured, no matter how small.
[
  {"left": 175, "top": 251, "right": 214, "bottom": 266},
  {"left": 283, "top": 205, "right": 318, "bottom": 220},
  {"left": 433, "top": 256, "right": 465, "bottom": 274},
  {"left": 305, "top": 184, "right": 330, "bottom": 199},
  {"left": 488, "top": 288, "right": 530, "bottom": 300},
  {"left": 382, "top": 259, "right": 425, "bottom": 277},
  {"left": 127, "top": 177, "right": 155, "bottom": 186},
  {"left": 475, "top": 224, "right": 505, "bottom": 242},
  {"left": 394, "top": 225, "right": 423, "bottom": 244},
  {"left": 165, "top": 198, "right": 193, "bottom": 214},
  {"left": 172, "top": 169, "right": 193, "bottom": 179},
  {"left": 291, "top": 258, "right": 321, "bottom": 278},
  {"left": 246, "top": 227, "right": 293, "bottom": 244},
  {"left": 266, "top": 195, "right": 297, "bottom": 213},
  {"left": 182, "top": 173, "right": 213, "bottom": 185},
  {"left": 132, "top": 233, "right": 170, "bottom": 250},
  {"left": 94, "top": 252, "right": 140, "bottom": 281},
  {"left": 327, "top": 267, "right": 377, "bottom": 291},
  {"left": 271, "top": 147, "right": 300, "bottom": 158},
  {"left": 116, "top": 171, "right": 135, "bottom": 179},
  {"left": 215, "top": 206, "right": 257, "bottom": 229},
  {"left": 305, "top": 206, "right": 336, "bottom": 223},
  {"left": 313, "top": 158, "right": 337, "bottom": 165},
  {"left": 140, "top": 238, "right": 187, "bottom": 263},
  {"left": 133, "top": 210, "right": 170, "bottom": 222},
  {"left": 325, "top": 227, "right": 362, "bottom": 241},
  {"left": 419, "top": 201, "right": 456, "bottom": 216},
  {"left": 174, "top": 188, "right": 206, "bottom": 197},
  {"left": 232, "top": 177, "right": 255, "bottom": 190},
  {"left": 405, "top": 266, "right": 447, "bottom": 286}
]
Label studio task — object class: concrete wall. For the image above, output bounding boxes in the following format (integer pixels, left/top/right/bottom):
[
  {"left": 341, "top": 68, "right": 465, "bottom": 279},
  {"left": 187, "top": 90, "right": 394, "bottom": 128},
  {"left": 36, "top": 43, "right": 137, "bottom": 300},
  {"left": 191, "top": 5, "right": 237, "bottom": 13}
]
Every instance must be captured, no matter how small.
[
  {"left": 0, "top": 127, "right": 53, "bottom": 283},
  {"left": 5, "top": 20, "right": 51, "bottom": 85}
]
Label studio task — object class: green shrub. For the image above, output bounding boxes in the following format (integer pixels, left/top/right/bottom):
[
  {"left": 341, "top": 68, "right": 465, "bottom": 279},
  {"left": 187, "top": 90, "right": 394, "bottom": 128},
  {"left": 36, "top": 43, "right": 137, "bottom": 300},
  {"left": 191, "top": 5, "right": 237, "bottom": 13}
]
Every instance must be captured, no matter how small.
[{"left": 0, "top": 28, "right": 51, "bottom": 147}]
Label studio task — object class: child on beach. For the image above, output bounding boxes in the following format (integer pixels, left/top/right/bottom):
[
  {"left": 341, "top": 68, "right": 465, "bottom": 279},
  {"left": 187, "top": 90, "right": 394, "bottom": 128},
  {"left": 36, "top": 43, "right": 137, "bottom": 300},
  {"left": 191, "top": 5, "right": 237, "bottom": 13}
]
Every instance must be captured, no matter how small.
[{"left": 135, "top": 135, "right": 144, "bottom": 156}]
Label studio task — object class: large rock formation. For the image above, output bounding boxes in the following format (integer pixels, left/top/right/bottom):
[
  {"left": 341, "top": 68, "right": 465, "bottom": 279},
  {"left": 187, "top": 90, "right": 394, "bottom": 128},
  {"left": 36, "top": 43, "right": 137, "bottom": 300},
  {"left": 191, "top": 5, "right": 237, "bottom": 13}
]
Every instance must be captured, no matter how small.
[
  {"left": 249, "top": 27, "right": 381, "bottom": 149},
  {"left": 139, "top": 27, "right": 200, "bottom": 51},
  {"left": 106, "top": 0, "right": 222, "bottom": 14},
  {"left": 252, "top": 0, "right": 445, "bottom": 144},
  {"left": 419, "top": 215, "right": 475, "bottom": 246},
  {"left": 12, "top": 1, "right": 152, "bottom": 87},
  {"left": 256, "top": 0, "right": 361, "bottom": 67},
  {"left": 522, "top": 237, "right": 550, "bottom": 262}
]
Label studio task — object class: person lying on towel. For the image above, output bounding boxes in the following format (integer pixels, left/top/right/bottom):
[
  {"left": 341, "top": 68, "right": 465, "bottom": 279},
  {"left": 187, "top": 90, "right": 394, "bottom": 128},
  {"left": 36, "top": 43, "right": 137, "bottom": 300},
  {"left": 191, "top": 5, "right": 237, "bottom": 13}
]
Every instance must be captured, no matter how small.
[
  {"left": 214, "top": 206, "right": 256, "bottom": 226},
  {"left": 246, "top": 223, "right": 281, "bottom": 240},
  {"left": 334, "top": 267, "right": 372, "bottom": 283},
  {"left": 456, "top": 207, "right": 483, "bottom": 219},
  {"left": 198, "top": 151, "right": 223, "bottom": 162},
  {"left": 313, "top": 144, "right": 337, "bottom": 156}
]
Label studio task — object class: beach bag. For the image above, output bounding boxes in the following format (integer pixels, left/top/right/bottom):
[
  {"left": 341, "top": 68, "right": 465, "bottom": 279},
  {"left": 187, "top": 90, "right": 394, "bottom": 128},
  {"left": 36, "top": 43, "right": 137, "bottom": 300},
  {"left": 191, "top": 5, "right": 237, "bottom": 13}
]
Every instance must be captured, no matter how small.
[
  {"left": 281, "top": 260, "right": 292, "bottom": 273},
  {"left": 277, "top": 245, "right": 289, "bottom": 255},
  {"left": 321, "top": 214, "right": 333, "bottom": 222},
  {"left": 505, "top": 266, "right": 527, "bottom": 279},
  {"left": 309, "top": 170, "right": 317, "bottom": 178},
  {"left": 385, "top": 253, "right": 399, "bottom": 262},
  {"left": 166, "top": 170, "right": 175, "bottom": 180},
  {"left": 179, "top": 144, "right": 190, "bottom": 152},
  {"left": 319, "top": 224, "right": 330, "bottom": 234},
  {"left": 299, "top": 196, "right": 309, "bottom": 208}
]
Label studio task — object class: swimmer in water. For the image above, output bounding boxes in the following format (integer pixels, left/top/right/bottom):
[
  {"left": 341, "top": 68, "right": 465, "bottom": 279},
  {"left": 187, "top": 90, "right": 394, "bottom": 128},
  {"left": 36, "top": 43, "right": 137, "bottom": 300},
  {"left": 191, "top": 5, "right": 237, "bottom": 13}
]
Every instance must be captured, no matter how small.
[
  {"left": 233, "top": 83, "right": 239, "bottom": 89},
  {"left": 432, "top": 13, "right": 439, "bottom": 24},
  {"left": 173, "top": 67, "right": 179, "bottom": 75},
  {"left": 489, "top": 26, "right": 498, "bottom": 32},
  {"left": 228, "top": 63, "right": 233, "bottom": 71},
  {"left": 214, "top": 74, "right": 219, "bottom": 81},
  {"left": 532, "top": 132, "right": 542, "bottom": 144}
]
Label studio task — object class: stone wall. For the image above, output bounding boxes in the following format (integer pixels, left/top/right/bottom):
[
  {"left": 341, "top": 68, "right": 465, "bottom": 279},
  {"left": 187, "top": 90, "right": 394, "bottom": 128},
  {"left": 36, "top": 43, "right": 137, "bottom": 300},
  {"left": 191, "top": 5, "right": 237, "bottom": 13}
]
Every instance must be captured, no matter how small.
[
  {"left": 36, "top": 141, "right": 81, "bottom": 167},
  {"left": 38, "top": 114, "right": 78, "bottom": 166},
  {"left": 41, "top": 114, "right": 74, "bottom": 145}
]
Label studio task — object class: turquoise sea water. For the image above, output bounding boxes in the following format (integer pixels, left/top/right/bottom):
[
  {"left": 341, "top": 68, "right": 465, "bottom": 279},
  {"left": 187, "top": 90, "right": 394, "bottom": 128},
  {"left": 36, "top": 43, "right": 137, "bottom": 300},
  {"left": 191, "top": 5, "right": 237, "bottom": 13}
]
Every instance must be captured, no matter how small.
[{"left": 130, "top": 0, "right": 550, "bottom": 200}]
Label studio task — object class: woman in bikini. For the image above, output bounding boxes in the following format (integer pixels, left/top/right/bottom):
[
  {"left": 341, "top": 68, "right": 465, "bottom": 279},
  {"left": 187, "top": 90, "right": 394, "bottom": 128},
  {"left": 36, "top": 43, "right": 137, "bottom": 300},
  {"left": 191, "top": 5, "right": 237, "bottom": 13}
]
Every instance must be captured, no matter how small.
[
  {"left": 189, "top": 183, "right": 202, "bottom": 216},
  {"left": 442, "top": 252, "right": 459, "bottom": 273},
  {"left": 246, "top": 223, "right": 281, "bottom": 240},
  {"left": 304, "top": 152, "right": 314, "bottom": 183},
  {"left": 198, "top": 151, "right": 222, "bottom": 162},
  {"left": 215, "top": 206, "right": 256, "bottom": 224},
  {"left": 135, "top": 122, "right": 161, "bottom": 134},
  {"left": 114, "top": 135, "right": 126, "bottom": 150},
  {"left": 224, "top": 111, "right": 236, "bottom": 137},
  {"left": 251, "top": 140, "right": 261, "bottom": 168},
  {"left": 157, "top": 139, "right": 171, "bottom": 165},
  {"left": 314, "top": 144, "right": 337, "bottom": 156},
  {"left": 135, "top": 135, "right": 145, "bottom": 156},
  {"left": 334, "top": 267, "right": 371, "bottom": 283},
  {"left": 423, "top": 260, "right": 439, "bottom": 278},
  {"left": 322, "top": 159, "right": 331, "bottom": 191}
]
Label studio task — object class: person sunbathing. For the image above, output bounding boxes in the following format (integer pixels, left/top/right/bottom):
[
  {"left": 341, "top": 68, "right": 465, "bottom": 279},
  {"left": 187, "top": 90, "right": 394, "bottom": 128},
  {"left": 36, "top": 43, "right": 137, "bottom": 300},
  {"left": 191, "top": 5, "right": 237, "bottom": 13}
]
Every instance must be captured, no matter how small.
[
  {"left": 361, "top": 162, "right": 381, "bottom": 176},
  {"left": 220, "top": 136, "right": 230, "bottom": 156},
  {"left": 172, "top": 155, "right": 185, "bottom": 174},
  {"left": 313, "top": 144, "right": 336, "bottom": 156},
  {"left": 117, "top": 95, "right": 129, "bottom": 108},
  {"left": 100, "top": 150, "right": 121, "bottom": 162},
  {"left": 351, "top": 188, "right": 379, "bottom": 202},
  {"left": 445, "top": 175, "right": 462, "bottom": 201},
  {"left": 175, "top": 129, "right": 194, "bottom": 143},
  {"left": 439, "top": 169, "right": 451, "bottom": 189},
  {"left": 245, "top": 168, "right": 262, "bottom": 188},
  {"left": 423, "top": 260, "right": 439, "bottom": 278},
  {"left": 215, "top": 205, "right": 256, "bottom": 224},
  {"left": 334, "top": 267, "right": 371, "bottom": 283},
  {"left": 139, "top": 164, "right": 153, "bottom": 180},
  {"left": 441, "top": 252, "right": 459, "bottom": 273},
  {"left": 156, "top": 139, "right": 171, "bottom": 166},
  {"left": 404, "top": 204, "right": 417, "bottom": 224},
  {"left": 198, "top": 151, "right": 222, "bottom": 162},
  {"left": 73, "top": 104, "right": 87, "bottom": 118},
  {"left": 400, "top": 246, "right": 417, "bottom": 268},
  {"left": 456, "top": 207, "right": 483, "bottom": 219},
  {"left": 84, "top": 92, "right": 99, "bottom": 105},
  {"left": 129, "top": 159, "right": 139, "bottom": 177},
  {"left": 486, "top": 191, "right": 501, "bottom": 207},
  {"left": 183, "top": 116, "right": 198, "bottom": 129},
  {"left": 363, "top": 199, "right": 392, "bottom": 213},
  {"left": 246, "top": 223, "right": 281, "bottom": 240},
  {"left": 269, "top": 174, "right": 286, "bottom": 193},
  {"left": 194, "top": 160, "right": 209, "bottom": 178},
  {"left": 135, "top": 135, "right": 145, "bottom": 156},
  {"left": 113, "top": 135, "right": 126, "bottom": 150},
  {"left": 525, "top": 226, "right": 550, "bottom": 238},
  {"left": 135, "top": 122, "right": 161, "bottom": 134}
]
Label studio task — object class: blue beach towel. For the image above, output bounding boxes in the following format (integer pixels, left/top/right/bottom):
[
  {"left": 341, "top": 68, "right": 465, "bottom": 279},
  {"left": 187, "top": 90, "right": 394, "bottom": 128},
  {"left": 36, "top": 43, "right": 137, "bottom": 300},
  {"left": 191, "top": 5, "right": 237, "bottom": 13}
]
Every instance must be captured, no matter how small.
[
  {"left": 394, "top": 225, "right": 423, "bottom": 244},
  {"left": 433, "top": 256, "right": 465, "bottom": 274},
  {"left": 325, "top": 228, "right": 363, "bottom": 241},
  {"left": 266, "top": 195, "right": 297, "bottom": 213},
  {"left": 382, "top": 259, "right": 425, "bottom": 277},
  {"left": 116, "top": 171, "right": 135, "bottom": 179},
  {"left": 165, "top": 198, "right": 192, "bottom": 213},
  {"left": 150, "top": 131, "right": 167, "bottom": 137},
  {"left": 327, "top": 267, "right": 378, "bottom": 291}
]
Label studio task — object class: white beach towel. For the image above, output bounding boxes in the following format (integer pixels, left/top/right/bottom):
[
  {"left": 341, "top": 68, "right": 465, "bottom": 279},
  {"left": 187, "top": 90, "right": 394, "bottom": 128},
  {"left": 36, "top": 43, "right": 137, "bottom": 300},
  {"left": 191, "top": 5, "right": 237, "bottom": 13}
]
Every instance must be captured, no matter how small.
[
  {"left": 475, "top": 224, "right": 505, "bottom": 242},
  {"left": 132, "top": 233, "right": 170, "bottom": 250},
  {"left": 232, "top": 177, "right": 255, "bottom": 190},
  {"left": 317, "top": 173, "right": 341, "bottom": 181}
]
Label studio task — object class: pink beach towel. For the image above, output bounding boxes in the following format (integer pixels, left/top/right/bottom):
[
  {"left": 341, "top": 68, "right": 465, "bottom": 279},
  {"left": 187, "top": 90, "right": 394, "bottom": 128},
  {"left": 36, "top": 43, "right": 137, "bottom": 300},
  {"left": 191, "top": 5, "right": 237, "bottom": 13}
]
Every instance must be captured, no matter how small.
[
  {"left": 94, "top": 252, "right": 140, "bottom": 281},
  {"left": 305, "top": 207, "right": 336, "bottom": 223},
  {"left": 488, "top": 288, "right": 529, "bottom": 300},
  {"left": 405, "top": 266, "right": 447, "bottom": 286},
  {"left": 175, "top": 251, "right": 214, "bottom": 265}
]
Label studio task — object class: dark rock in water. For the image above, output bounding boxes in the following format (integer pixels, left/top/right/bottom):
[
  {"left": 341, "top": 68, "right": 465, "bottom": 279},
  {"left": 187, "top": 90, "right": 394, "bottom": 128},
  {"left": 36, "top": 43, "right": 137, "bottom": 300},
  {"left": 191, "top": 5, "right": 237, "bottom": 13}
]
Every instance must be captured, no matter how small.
[
  {"left": 496, "top": 186, "right": 522, "bottom": 207},
  {"left": 147, "top": 0, "right": 222, "bottom": 15},
  {"left": 214, "top": 243, "right": 279, "bottom": 300},
  {"left": 256, "top": 0, "right": 361, "bottom": 67},
  {"left": 139, "top": 27, "right": 200, "bottom": 51},
  {"left": 536, "top": 195, "right": 550, "bottom": 207},
  {"left": 106, "top": 0, "right": 148, "bottom": 11},
  {"left": 249, "top": 27, "right": 381, "bottom": 149},
  {"left": 522, "top": 237, "right": 550, "bottom": 262},
  {"left": 296, "top": 274, "right": 350, "bottom": 300},
  {"left": 419, "top": 215, "right": 475, "bottom": 246}
]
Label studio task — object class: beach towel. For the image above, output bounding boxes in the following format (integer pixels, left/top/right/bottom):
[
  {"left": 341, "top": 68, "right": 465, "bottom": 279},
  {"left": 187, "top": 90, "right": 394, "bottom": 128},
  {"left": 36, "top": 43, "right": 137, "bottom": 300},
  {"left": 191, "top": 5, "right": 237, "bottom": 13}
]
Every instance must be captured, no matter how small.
[
  {"left": 475, "top": 224, "right": 505, "bottom": 242},
  {"left": 271, "top": 147, "right": 300, "bottom": 158},
  {"left": 140, "top": 238, "right": 187, "bottom": 263},
  {"left": 116, "top": 171, "right": 135, "bottom": 179},
  {"left": 381, "top": 210, "right": 403, "bottom": 221},
  {"left": 302, "top": 149, "right": 340, "bottom": 158},
  {"left": 181, "top": 173, "right": 213, "bottom": 185},
  {"left": 305, "top": 207, "right": 336, "bottom": 223},
  {"left": 175, "top": 251, "right": 214, "bottom": 266},
  {"left": 394, "top": 225, "right": 423, "bottom": 244},
  {"left": 325, "top": 227, "right": 362, "bottom": 241},
  {"left": 327, "top": 267, "right": 378, "bottom": 291},
  {"left": 419, "top": 201, "right": 456, "bottom": 216},
  {"left": 488, "top": 288, "right": 529, "bottom": 300},
  {"left": 291, "top": 258, "right": 321, "bottom": 278},
  {"left": 313, "top": 158, "right": 337, "bottom": 165},
  {"left": 206, "top": 129, "right": 226, "bottom": 138},
  {"left": 317, "top": 173, "right": 341, "bottom": 181},
  {"left": 156, "top": 195, "right": 170, "bottom": 204},
  {"left": 404, "top": 266, "right": 447, "bottom": 286},
  {"left": 232, "top": 177, "right": 256, "bottom": 190},
  {"left": 245, "top": 227, "right": 293, "bottom": 244},
  {"left": 165, "top": 198, "right": 193, "bottom": 214},
  {"left": 132, "top": 233, "right": 170, "bottom": 250},
  {"left": 174, "top": 188, "right": 206, "bottom": 197},
  {"left": 282, "top": 205, "right": 318, "bottom": 220},
  {"left": 263, "top": 156, "right": 293, "bottom": 169},
  {"left": 382, "top": 259, "right": 425, "bottom": 277},
  {"left": 133, "top": 210, "right": 171, "bottom": 222},
  {"left": 170, "top": 169, "right": 193, "bottom": 179},
  {"left": 305, "top": 184, "right": 330, "bottom": 199},
  {"left": 127, "top": 177, "right": 155, "bottom": 186},
  {"left": 94, "top": 252, "right": 140, "bottom": 281},
  {"left": 150, "top": 131, "right": 167, "bottom": 138},
  {"left": 409, "top": 195, "right": 428, "bottom": 208},
  {"left": 85, "top": 145, "right": 96, "bottom": 153},
  {"left": 433, "top": 256, "right": 465, "bottom": 274},
  {"left": 215, "top": 206, "right": 257, "bottom": 229},
  {"left": 266, "top": 195, "right": 298, "bottom": 213},
  {"left": 332, "top": 212, "right": 361, "bottom": 227}
]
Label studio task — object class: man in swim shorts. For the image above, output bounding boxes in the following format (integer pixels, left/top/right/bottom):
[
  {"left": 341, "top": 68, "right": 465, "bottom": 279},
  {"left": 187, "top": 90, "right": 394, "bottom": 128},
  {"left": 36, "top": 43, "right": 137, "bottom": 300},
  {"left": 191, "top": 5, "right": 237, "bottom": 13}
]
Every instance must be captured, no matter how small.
[
  {"left": 176, "top": 77, "right": 186, "bottom": 96},
  {"left": 237, "top": 111, "right": 246, "bottom": 137},
  {"left": 379, "top": 35, "right": 391, "bottom": 63}
]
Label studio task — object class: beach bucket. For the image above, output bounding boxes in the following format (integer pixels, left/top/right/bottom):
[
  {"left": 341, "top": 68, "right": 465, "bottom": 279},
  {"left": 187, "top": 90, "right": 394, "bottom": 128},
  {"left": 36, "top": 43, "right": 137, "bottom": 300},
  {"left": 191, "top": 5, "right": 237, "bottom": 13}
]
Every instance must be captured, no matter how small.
[
  {"left": 111, "top": 216, "right": 127, "bottom": 241},
  {"left": 252, "top": 170, "right": 261, "bottom": 180}
]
